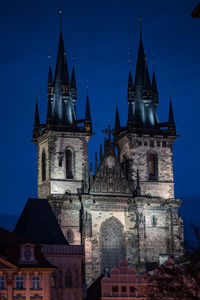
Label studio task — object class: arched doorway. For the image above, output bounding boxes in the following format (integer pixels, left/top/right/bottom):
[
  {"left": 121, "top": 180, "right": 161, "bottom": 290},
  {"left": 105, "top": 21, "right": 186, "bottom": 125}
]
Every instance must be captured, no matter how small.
[{"left": 100, "top": 217, "right": 125, "bottom": 272}]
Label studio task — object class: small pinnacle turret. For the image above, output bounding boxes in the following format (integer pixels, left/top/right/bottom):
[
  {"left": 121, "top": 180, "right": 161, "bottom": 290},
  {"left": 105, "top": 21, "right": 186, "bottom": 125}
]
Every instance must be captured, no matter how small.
[
  {"left": 46, "top": 96, "right": 53, "bottom": 127},
  {"left": 127, "top": 102, "right": 134, "bottom": 125},
  {"left": 71, "top": 61, "right": 76, "bottom": 90},
  {"left": 168, "top": 98, "right": 176, "bottom": 135},
  {"left": 127, "top": 69, "right": 134, "bottom": 102},
  {"left": 84, "top": 89, "right": 92, "bottom": 132},
  {"left": 114, "top": 106, "right": 121, "bottom": 133},
  {"left": 152, "top": 65, "right": 158, "bottom": 106},
  {"left": 48, "top": 63, "right": 53, "bottom": 88},
  {"left": 33, "top": 95, "right": 40, "bottom": 138}
]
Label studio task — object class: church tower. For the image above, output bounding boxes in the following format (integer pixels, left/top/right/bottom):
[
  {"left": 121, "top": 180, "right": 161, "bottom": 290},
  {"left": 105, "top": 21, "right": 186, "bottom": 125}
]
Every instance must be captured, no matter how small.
[
  {"left": 32, "top": 11, "right": 92, "bottom": 199},
  {"left": 115, "top": 24, "right": 175, "bottom": 199},
  {"left": 31, "top": 15, "right": 184, "bottom": 287}
]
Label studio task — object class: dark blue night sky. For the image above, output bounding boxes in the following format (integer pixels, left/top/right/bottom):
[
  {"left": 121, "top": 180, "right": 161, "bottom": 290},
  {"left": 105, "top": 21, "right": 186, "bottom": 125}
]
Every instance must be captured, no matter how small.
[{"left": 0, "top": 0, "right": 199, "bottom": 234}]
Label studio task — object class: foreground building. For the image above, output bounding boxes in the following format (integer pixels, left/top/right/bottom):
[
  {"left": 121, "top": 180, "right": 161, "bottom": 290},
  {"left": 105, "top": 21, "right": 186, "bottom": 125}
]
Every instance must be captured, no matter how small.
[
  {"left": 14, "top": 198, "right": 84, "bottom": 300},
  {"left": 31, "top": 14, "right": 184, "bottom": 286},
  {"left": 0, "top": 227, "right": 55, "bottom": 300}
]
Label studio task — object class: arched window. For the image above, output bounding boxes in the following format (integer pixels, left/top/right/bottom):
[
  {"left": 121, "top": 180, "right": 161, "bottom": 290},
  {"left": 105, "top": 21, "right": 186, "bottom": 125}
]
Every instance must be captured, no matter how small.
[
  {"left": 65, "top": 271, "right": 73, "bottom": 287},
  {"left": 148, "top": 152, "right": 158, "bottom": 180},
  {"left": 100, "top": 217, "right": 125, "bottom": 272},
  {"left": 75, "top": 270, "right": 79, "bottom": 287},
  {"left": 51, "top": 273, "right": 56, "bottom": 288},
  {"left": 57, "top": 271, "right": 63, "bottom": 288},
  {"left": 66, "top": 229, "right": 73, "bottom": 243},
  {"left": 66, "top": 149, "right": 73, "bottom": 179},
  {"left": 42, "top": 150, "right": 46, "bottom": 182}
]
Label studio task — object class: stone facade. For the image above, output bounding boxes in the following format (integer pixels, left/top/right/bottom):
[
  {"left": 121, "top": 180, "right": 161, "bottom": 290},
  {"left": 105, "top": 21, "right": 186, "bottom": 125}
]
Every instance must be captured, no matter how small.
[
  {"left": 37, "top": 131, "right": 90, "bottom": 198},
  {"left": 32, "top": 16, "right": 184, "bottom": 289}
]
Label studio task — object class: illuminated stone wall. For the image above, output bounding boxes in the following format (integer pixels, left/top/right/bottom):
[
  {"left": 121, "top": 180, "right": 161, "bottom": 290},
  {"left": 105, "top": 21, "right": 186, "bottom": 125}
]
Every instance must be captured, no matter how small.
[
  {"left": 117, "top": 135, "right": 175, "bottom": 199},
  {"left": 37, "top": 131, "right": 90, "bottom": 198},
  {"left": 49, "top": 193, "right": 184, "bottom": 287}
]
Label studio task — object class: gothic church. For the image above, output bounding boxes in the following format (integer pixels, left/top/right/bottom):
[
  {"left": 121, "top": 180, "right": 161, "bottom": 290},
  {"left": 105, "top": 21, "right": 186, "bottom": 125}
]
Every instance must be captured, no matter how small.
[{"left": 32, "top": 15, "right": 184, "bottom": 286}]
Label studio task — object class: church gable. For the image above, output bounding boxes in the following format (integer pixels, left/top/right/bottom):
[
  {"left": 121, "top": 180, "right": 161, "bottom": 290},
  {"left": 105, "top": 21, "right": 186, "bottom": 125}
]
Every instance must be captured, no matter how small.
[{"left": 89, "top": 138, "right": 132, "bottom": 195}]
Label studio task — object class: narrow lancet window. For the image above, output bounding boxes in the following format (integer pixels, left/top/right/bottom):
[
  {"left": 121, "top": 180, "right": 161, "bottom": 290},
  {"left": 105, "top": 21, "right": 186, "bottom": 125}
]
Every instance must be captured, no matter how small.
[
  {"left": 66, "top": 229, "right": 73, "bottom": 243},
  {"left": 66, "top": 149, "right": 73, "bottom": 179},
  {"left": 152, "top": 216, "right": 157, "bottom": 227},
  {"left": 148, "top": 152, "right": 157, "bottom": 180},
  {"left": 42, "top": 150, "right": 46, "bottom": 182},
  {"left": 65, "top": 271, "right": 73, "bottom": 287}
]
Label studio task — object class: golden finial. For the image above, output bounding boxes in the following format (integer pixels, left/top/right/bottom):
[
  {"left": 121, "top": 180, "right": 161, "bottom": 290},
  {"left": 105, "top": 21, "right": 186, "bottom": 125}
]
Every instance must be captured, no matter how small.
[{"left": 58, "top": 9, "right": 62, "bottom": 33}]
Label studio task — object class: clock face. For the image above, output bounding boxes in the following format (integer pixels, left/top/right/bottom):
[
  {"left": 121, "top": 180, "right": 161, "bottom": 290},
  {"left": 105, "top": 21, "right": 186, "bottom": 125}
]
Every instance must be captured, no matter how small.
[{"left": 105, "top": 156, "right": 115, "bottom": 168}]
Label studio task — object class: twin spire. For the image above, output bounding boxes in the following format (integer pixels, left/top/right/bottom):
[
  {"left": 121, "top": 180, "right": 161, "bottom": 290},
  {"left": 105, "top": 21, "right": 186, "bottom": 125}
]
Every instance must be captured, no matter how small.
[
  {"left": 33, "top": 10, "right": 92, "bottom": 137},
  {"left": 115, "top": 18, "right": 176, "bottom": 135}
]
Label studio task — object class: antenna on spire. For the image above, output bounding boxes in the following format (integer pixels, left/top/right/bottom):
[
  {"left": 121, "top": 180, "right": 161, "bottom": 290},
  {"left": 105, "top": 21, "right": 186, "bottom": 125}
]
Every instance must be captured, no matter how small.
[
  {"left": 128, "top": 52, "right": 131, "bottom": 70},
  {"left": 139, "top": 17, "right": 142, "bottom": 40},
  {"left": 48, "top": 55, "right": 51, "bottom": 65},
  {"left": 58, "top": 9, "right": 63, "bottom": 34}
]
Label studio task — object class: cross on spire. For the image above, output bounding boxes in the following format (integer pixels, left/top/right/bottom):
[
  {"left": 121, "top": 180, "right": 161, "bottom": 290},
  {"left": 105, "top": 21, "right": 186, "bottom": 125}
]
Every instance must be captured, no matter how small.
[{"left": 102, "top": 125, "right": 115, "bottom": 140}]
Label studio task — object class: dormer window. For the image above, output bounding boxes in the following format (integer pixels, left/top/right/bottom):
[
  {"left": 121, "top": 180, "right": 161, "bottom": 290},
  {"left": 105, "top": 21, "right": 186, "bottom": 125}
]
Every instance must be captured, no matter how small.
[{"left": 24, "top": 249, "right": 31, "bottom": 260}]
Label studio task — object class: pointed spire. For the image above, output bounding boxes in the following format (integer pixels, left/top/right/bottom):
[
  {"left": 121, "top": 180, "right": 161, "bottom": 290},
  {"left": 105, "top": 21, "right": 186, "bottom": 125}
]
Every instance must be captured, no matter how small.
[
  {"left": 33, "top": 93, "right": 40, "bottom": 128},
  {"left": 168, "top": 92, "right": 176, "bottom": 135},
  {"left": 152, "top": 62, "right": 157, "bottom": 92},
  {"left": 54, "top": 10, "right": 69, "bottom": 93},
  {"left": 127, "top": 69, "right": 134, "bottom": 102},
  {"left": 70, "top": 56, "right": 76, "bottom": 89},
  {"left": 46, "top": 95, "right": 53, "bottom": 125},
  {"left": 95, "top": 152, "right": 98, "bottom": 174},
  {"left": 143, "top": 57, "right": 152, "bottom": 91},
  {"left": 85, "top": 86, "right": 91, "bottom": 122},
  {"left": 168, "top": 94, "right": 175, "bottom": 125},
  {"left": 114, "top": 106, "right": 121, "bottom": 133},
  {"left": 48, "top": 56, "right": 54, "bottom": 88},
  {"left": 152, "top": 61, "right": 158, "bottom": 106},
  {"left": 134, "top": 27, "right": 145, "bottom": 97},
  {"left": 100, "top": 144, "right": 103, "bottom": 162},
  {"left": 127, "top": 102, "right": 134, "bottom": 125}
]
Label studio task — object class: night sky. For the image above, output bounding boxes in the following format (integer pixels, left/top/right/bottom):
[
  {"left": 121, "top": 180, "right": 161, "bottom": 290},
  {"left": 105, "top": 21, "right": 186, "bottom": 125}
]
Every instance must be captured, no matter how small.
[{"left": 0, "top": 0, "right": 200, "bottom": 233}]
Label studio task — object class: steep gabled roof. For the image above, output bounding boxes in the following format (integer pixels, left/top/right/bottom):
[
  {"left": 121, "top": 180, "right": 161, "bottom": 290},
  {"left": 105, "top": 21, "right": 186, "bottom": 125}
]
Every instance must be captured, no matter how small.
[
  {"left": 14, "top": 198, "right": 68, "bottom": 245},
  {"left": 0, "top": 227, "right": 54, "bottom": 268}
]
